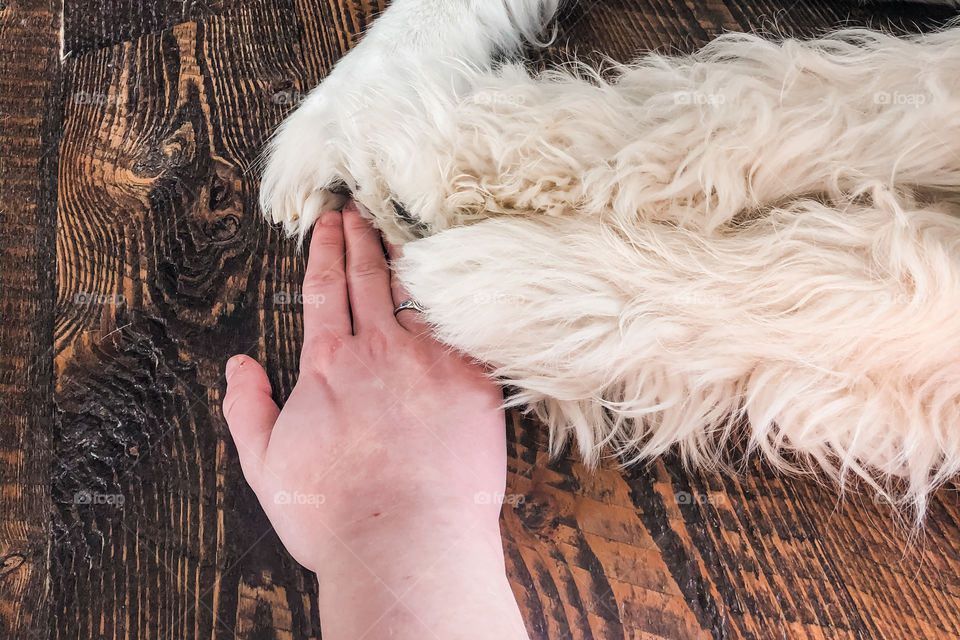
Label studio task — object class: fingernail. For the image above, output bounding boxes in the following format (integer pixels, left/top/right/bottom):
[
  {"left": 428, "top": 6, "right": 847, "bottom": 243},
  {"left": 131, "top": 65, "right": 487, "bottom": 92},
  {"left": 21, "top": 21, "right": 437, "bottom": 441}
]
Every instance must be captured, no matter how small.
[
  {"left": 320, "top": 211, "right": 341, "bottom": 226},
  {"left": 342, "top": 200, "right": 359, "bottom": 215},
  {"left": 225, "top": 355, "right": 245, "bottom": 381}
]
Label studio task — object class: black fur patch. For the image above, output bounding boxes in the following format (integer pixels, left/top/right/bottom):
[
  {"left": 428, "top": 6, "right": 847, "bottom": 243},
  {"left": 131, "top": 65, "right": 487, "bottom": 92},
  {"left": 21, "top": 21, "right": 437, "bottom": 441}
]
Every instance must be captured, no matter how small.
[{"left": 391, "top": 199, "right": 429, "bottom": 237}]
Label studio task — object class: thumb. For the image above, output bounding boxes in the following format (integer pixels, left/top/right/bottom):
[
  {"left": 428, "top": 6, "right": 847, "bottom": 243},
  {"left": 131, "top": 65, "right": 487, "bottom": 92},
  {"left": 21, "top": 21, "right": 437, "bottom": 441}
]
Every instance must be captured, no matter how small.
[{"left": 223, "top": 355, "right": 281, "bottom": 484}]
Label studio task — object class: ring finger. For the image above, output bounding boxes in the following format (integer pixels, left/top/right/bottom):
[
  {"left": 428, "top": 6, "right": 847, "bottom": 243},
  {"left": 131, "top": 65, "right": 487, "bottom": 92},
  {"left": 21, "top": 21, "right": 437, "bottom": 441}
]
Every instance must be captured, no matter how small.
[{"left": 384, "top": 240, "right": 431, "bottom": 335}]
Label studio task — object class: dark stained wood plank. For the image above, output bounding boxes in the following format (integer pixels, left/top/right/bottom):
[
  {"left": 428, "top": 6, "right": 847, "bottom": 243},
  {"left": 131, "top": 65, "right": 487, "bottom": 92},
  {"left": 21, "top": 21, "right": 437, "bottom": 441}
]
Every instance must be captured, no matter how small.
[
  {"left": 547, "top": 0, "right": 958, "bottom": 63},
  {"left": 502, "top": 412, "right": 960, "bottom": 640},
  {"left": 26, "top": 0, "right": 960, "bottom": 639},
  {"left": 0, "top": 0, "right": 61, "bottom": 638},
  {"left": 61, "top": 0, "right": 388, "bottom": 65},
  {"left": 51, "top": 1, "right": 358, "bottom": 637},
  {"left": 62, "top": 0, "right": 237, "bottom": 57}
]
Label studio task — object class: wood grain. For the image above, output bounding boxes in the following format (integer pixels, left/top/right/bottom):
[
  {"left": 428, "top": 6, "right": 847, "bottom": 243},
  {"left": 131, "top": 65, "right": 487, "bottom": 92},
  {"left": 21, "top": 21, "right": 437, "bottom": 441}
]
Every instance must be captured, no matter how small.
[
  {"left": 52, "top": 5, "right": 330, "bottom": 637},
  {"left": 0, "top": 0, "right": 61, "bottom": 638},
  {"left": 2, "top": 0, "right": 959, "bottom": 639}
]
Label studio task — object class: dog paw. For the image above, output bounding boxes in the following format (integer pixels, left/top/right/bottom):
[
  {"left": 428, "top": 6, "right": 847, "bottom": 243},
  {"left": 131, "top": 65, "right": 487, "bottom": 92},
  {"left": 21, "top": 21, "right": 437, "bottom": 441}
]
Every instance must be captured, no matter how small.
[
  {"left": 258, "top": 24, "right": 414, "bottom": 239},
  {"left": 258, "top": 0, "right": 568, "bottom": 239},
  {"left": 258, "top": 72, "right": 358, "bottom": 238},
  {"left": 259, "top": 12, "right": 451, "bottom": 241}
]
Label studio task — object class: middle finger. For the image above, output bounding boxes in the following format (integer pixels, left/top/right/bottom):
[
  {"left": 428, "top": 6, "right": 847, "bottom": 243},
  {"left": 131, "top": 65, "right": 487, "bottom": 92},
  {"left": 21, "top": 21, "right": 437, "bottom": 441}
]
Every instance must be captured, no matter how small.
[{"left": 342, "top": 201, "right": 396, "bottom": 335}]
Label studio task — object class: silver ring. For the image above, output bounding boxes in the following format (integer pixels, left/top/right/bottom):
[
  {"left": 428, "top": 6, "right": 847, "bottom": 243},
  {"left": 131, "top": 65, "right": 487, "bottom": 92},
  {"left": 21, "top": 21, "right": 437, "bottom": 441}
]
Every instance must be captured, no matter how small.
[{"left": 394, "top": 299, "right": 425, "bottom": 317}]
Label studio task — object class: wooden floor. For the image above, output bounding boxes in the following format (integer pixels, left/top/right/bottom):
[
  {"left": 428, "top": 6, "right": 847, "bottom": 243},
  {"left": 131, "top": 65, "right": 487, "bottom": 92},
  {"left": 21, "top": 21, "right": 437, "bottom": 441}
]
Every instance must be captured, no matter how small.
[{"left": 3, "top": 0, "right": 960, "bottom": 638}]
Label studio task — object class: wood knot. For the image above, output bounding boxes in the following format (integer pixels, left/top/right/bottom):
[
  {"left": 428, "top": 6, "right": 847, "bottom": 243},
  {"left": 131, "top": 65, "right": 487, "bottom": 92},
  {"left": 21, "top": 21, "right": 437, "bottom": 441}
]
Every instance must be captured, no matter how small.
[
  {"left": 160, "top": 122, "right": 197, "bottom": 168},
  {"left": 514, "top": 489, "right": 561, "bottom": 537},
  {"left": 0, "top": 554, "right": 26, "bottom": 578},
  {"left": 207, "top": 213, "right": 240, "bottom": 241},
  {"left": 200, "top": 167, "right": 243, "bottom": 242}
]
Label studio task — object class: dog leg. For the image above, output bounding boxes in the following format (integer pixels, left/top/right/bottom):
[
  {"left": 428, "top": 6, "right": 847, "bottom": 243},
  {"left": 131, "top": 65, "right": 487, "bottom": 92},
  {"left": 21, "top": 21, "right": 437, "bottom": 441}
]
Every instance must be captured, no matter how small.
[
  {"left": 370, "top": 27, "right": 960, "bottom": 238},
  {"left": 396, "top": 191, "right": 960, "bottom": 511},
  {"left": 383, "top": 26, "right": 960, "bottom": 510},
  {"left": 259, "top": 0, "right": 563, "bottom": 241}
]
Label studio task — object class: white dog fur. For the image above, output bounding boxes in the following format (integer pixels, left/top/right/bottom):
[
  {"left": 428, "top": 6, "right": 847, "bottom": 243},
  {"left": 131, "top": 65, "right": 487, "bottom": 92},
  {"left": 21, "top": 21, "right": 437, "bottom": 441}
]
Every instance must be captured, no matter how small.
[{"left": 260, "top": 0, "right": 960, "bottom": 514}]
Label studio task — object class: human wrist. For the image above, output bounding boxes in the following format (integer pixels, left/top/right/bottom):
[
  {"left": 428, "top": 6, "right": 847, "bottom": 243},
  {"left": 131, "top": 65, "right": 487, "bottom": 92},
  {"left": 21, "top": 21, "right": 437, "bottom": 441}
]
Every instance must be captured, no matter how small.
[
  {"left": 306, "top": 502, "right": 504, "bottom": 574},
  {"left": 314, "top": 518, "right": 527, "bottom": 640}
]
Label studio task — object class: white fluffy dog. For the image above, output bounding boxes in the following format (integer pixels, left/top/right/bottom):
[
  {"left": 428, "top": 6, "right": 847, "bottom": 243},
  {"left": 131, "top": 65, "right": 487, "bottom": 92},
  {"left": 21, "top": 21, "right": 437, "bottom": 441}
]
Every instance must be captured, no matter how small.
[{"left": 260, "top": 1, "right": 960, "bottom": 513}]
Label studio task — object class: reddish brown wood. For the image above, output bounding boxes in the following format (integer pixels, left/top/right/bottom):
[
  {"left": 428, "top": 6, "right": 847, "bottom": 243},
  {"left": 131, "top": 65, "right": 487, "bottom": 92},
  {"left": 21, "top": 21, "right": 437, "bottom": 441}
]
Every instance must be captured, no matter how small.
[{"left": 3, "top": 1, "right": 959, "bottom": 639}]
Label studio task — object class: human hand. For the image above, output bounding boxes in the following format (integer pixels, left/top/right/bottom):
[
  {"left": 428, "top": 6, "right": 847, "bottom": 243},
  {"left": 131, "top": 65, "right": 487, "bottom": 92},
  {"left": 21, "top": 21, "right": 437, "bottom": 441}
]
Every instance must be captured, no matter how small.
[{"left": 222, "top": 201, "right": 527, "bottom": 639}]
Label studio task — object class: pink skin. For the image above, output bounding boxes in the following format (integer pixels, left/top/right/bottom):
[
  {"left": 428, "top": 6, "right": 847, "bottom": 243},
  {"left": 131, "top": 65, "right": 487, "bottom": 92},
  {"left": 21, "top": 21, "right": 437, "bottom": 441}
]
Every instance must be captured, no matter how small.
[{"left": 222, "top": 201, "right": 529, "bottom": 639}]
